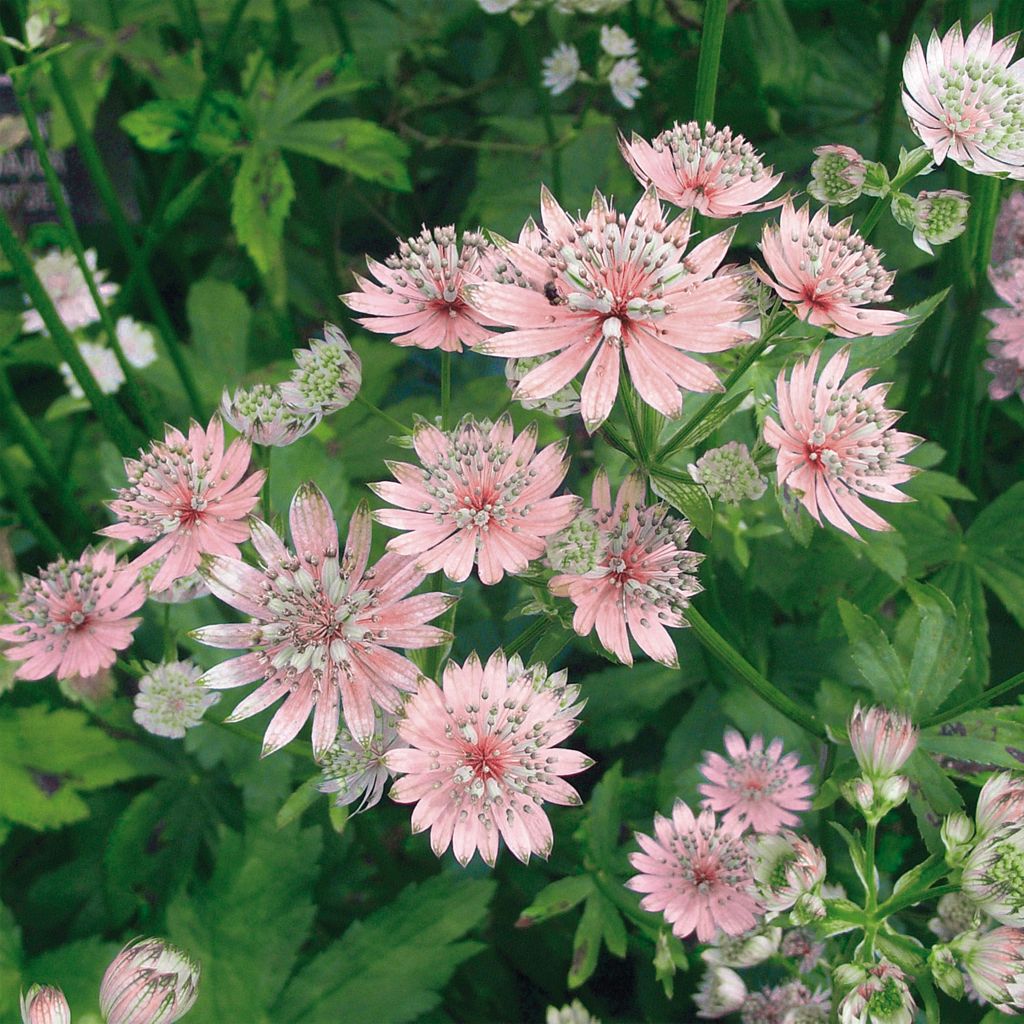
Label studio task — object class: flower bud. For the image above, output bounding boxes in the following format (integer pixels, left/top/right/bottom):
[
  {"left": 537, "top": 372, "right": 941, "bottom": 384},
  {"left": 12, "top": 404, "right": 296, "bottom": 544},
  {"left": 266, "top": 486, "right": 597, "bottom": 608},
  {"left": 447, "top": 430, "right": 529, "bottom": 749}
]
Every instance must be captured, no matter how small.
[
  {"left": 20, "top": 985, "right": 70, "bottom": 1024},
  {"left": 279, "top": 322, "right": 362, "bottom": 417},
  {"left": 927, "top": 944, "right": 965, "bottom": 1000},
  {"left": 792, "top": 891, "right": 827, "bottom": 925},
  {"left": 941, "top": 812, "right": 975, "bottom": 867},
  {"left": 99, "top": 938, "right": 200, "bottom": 1024},
  {"left": 808, "top": 145, "right": 867, "bottom": 205},
  {"left": 703, "top": 925, "right": 781, "bottom": 968},
  {"left": 910, "top": 190, "right": 970, "bottom": 254},
  {"left": 862, "top": 161, "right": 891, "bottom": 198},
  {"left": 975, "top": 771, "right": 1024, "bottom": 840},
  {"left": 694, "top": 965, "right": 747, "bottom": 1019},
  {"left": 878, "top": 774, "right": 909, "bottom": 809},
  {"left": 220, "top": 384, "right": 316, "bottom": 447},
  {"left": 962, "top": 828, "right": 1024, "bottom": 927},
  {"left": 844, "top": 777, "right": 876, "bottom": 816},
  {"left": 890, "top": 192, "right": 918, "bottom": 230},
  {"left": 847, "top": 705, "right": 917, "bottom": 781}
]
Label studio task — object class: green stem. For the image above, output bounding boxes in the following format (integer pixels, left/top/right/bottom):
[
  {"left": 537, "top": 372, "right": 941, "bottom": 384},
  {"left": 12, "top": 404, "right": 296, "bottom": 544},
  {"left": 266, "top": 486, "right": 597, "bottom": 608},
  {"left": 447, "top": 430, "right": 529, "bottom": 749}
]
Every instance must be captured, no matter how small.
[
  {"left": 0, "top": 451, "right": 63, "bottom": 556},
  {"left": 355, "top": 392, "right": 409, "bottom": 435},
  {"left": 693, "top": 0, "right": 728, "bottom": 124},
  {"left": 922, "top": 669, "right": 1024, "bottom": 728},
  {"left": 440, "top": 351, "right": 453, "bottom": 431},
  {"left": 321, "top": 0, "right": 353, "bottom": 50},
  {"left": 858, "top": 147, "right": 934, "bottom": 238},
  {"left": 686, "top": 605, "right": 827, "bottom": 739},
  {"left": 877, "top": 882, "right": 957, "bottom": 920},
  {"left": 504, "top": 615, "right": 551, "bottom": 659},
  {"left": 620, "top": 375, "right": 650, "bottom": 470},
  {"left": 862, "top": 821, "right": 878, "bottom": 956}
]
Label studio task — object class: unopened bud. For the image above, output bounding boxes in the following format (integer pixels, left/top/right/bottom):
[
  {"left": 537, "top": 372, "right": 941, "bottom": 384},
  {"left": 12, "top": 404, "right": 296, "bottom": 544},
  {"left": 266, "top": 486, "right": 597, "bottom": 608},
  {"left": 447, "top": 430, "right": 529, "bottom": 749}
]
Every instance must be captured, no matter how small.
[
  {"left": 99, "top": 938, "right": 200, "bottom": 1024},
  {"left": 792, "top": 891, "right": 827, "bottom": 925},
  {"left": 20, "top": 985, "right": 70, "bottom": 1024},
  {"left": 942, "top": 812, "right": 975, "bottom": 866},
  {"left": 878, "top": 774, "right": 909, "bottom": 809},
  {"left": 928, "top": 944, "right": 965, "bottom": 1000},
  {"left": 845, "top": 777, "right": 876, "bottom": 815},
  {"left": 890, "top": 192, "right": 918, "bottom": 230},
  {"left": 808, "top": 145, "right": 867, "bottom": 205},
  {"left": 833, "top": 962, "right": 867, "bottom": 990}
]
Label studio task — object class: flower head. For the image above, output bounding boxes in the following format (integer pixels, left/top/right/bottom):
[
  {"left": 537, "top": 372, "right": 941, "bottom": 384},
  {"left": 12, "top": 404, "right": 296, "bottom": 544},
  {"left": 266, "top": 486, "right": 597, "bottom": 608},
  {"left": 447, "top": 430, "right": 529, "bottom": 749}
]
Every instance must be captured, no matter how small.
[
  {"left": 116, "top": 317, "right": 158, "bottom": 369},
  {"left": 703, "top": 924, "right": 782, "bottom": 968},
  {"left": 750, "top": 831, "right": 827, "bottom": 913},
  {"left": 279, "top": 322, "right": 362, "bottom": 416},
  {"left": 545, "top": 509, "right": 603, "bottom": 576},
  {"left": 764, "top": 348, "right": 919, "bottom": 537},
  {"left": 984, "top": 259, "right": 1024, "bottom": 402},
  {"left": 902, "top": 19, "right": 1024, "bottom": 179},
  {"left": 0, "top": 547, "right": 144, "bottom": 680},
  {"left": 193, "top": 485, "right": 454, "bottom": 757},
  {"left": 627, "top": 802, "right": 762, "bottom": 942},
  {"left": 318, "top": 707, "right": 405, "bottom": 813},
  {"left": 23, "top": 248, "right": 118, "bottom": 334},
  {"left": 620, "top": 122, "right": 784, "bottom": 218},
  {"left": 220, "top": 383, "right": 316, "bottom": 447},
  {"left": 928, "top": 891, "right": 985, "bottom": 941},
  {"left": 59, "top": 340, "right": 125, "bottom": 399},
  {"left": 542, "top": 43, "right": 581, "bottom": 96},
  {"left": 698, "top": 729, "right": 814, "bottom": 833},
  {"left": 99, "top": 938, "right": 200, "bottom": 1024},
  {"left": 906, "top": 189, "right": 970, "bottom": 253},
  {"left": 133, "top": 660, "right": 220, "bottom": 739},
  {"left": 387, "top": 649, "right": 592, "bottom": 867},
  {"left": 955, "top": 926, "right": 1024, "bottom": 1011},
  {"left": 976, "top": 771, "right": 1024, "bottom": 839},
  {"left": 546, "top": 1000, "right": 600, "bottom": 1024},
  {"left": 695, "top": 965, "right": 748, "bottom": 1019},
  {"left": 837, "top": 961, "right": 915, "bottom": 1024},
  {"left": 847, "top": 705, "right": 918, "bottom": 779},
  {"left": 608, "top": 57, "right": 647, "bottom": 109},
  {"left": 550, "top": 471, "right": 703, "bottom": 666},
  {"left": 141, "top": 565, "right": 209, "bottom": 605},
  {"left": 963, "top": 828, "right": 1024, "bottom": 926},
  {"left": 808, "top": 145, "right": 868, "bottom": 206},
  {"left": 372, "top": 415, "right": 579, "bottom": 585},
  {"left": 600, "top": 25, "right": 636, "bottom": 57},
  {"left": 781, "top": 928, "right": 826, "bottom": 972},
  {"left": 992, "top": 191, "right": 1024, "bottom": 265},
  {"left": 20, "top": 985, "right": 70, "bottom": 1024},
  {"left": 505, "top": 357, "right": 581, "bottom": 417},
  {"left": 99, "top": 416, "right": 264, "bottom": 593},
  {"left": 757, "top": 202, "right": 905, "bottom": 337},
  {"left": 343, "top": 227, "right": 497, "bottom": 352},
  {"left": 689, "top": 442, "right": 767, "bottom": 505},
  {"left": 472, "top": 187, "right": 748, "bottom": 430}
]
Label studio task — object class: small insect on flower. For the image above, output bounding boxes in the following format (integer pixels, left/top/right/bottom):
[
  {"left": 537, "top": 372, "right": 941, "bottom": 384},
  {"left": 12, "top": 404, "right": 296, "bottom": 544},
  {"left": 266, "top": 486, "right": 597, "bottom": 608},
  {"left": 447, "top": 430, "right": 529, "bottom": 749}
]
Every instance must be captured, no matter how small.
[
  {"left": 99, "top": 938, "right": 200, "bottom": 1024},
  {"left": 19, "top": 984, "right": 70, "bottom": 1024},
  {"left": 387, "top": 649, "right": 593, "bottom": 867}
]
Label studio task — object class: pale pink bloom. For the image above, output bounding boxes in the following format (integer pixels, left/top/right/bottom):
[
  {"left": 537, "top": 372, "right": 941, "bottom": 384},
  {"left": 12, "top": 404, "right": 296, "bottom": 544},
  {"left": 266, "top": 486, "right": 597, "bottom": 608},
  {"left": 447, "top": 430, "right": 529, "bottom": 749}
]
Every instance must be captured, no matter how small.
[
  {"left": 957, "top": 927, "right": 1024, "bottom": 1011},
  {"left": 837, "top": 961, "right": 915, "bottom": 1024},
  {"left": 985, "top": 260, "right": 1024, "bottom": 401},
  {"left": 695, "top": 965, "right": 747, "bottom": 1019},
  {"left": 19, "top": 985, "right": 70, "bottom": 1024},
  {"left": 963, "top": 828, "right": 1024, "bottom": 926},
  {"left": 620, "top": 122, "right": 784, "bottom": 218},
  {"left": 0, "top": 546, "right": 144, "bottom": 681},
  {"left": 976, "top": 771, "right": 1024, "bottom": 839},
  {"left": 808, "top": 144, "right": 868, "bottom": 206},
  {"left": 984, "top": 343, "right": 1024, "bottom": 402},
  {"left": 318, "top": 707, "right": 406, "bottom": 814},
  {"left": 22, "top": 247, "right": 118, "bottom": 335},
  {"left": 746, "top": 982, "right": 830, "bottom": 1024},
  {"left": 549, "top": 471, "right": 703, "bottom": 666},
  {"left": 847, "top": 704, "right": 918, "bottom": 779},
  {"left": 99, "top": 416, "right": 264, "bottom": 593},
  {"left": 750, "top": 831, "right": 827, "bottom": 913},
  {"left": 471, "top": 187, "right": 748, "bottom": 431},
  {"left": 115, "top": 317, "right": 158, "bottom": 369},
  {"left": 99, "top": 938, "right": 200, "bottom": 1024},
  {"left": 757, "top": 202, "right": 905, "bottom": 337},
  {"left": 279, "top": 322, "right": 362, "bottom": 417},
  {"left": 221, "top": 383, "right": 317, "bottom": 447},
  {"left": 703, "top": 925, "right": 781, "bottom": 968},
  {"left": 387, "top": 649, "right": 592, "bottom": 867},
  {"left": 193, "top": 484, "right": 454, "bottom": 757},
  {"left": 780, "top": 928, "right": 826, "bottom": 972},
  {"left": 342, "top": 226, "right": 498, "bottom": 352},
  {"left": 698, "top": 729, "right": 814, "bottom": 833},
  {"left": 372, "top": 415, "right": 579, "bottom": 585},
  {"left": 627, "top": 802, "right": 762, "bottom": 942},
  {"left": 992, "top": 191, "right": 1024, "bottom": 265},
  {"left": 902, "top": 19, "right": 1024, "bottom": 180},
  {"left": 59, "top": 340, "right": 125, "bottom": 399},
  {"left": 133, "top": 660, "right": 219, "bottom": 739},
  {"left": 764, "top": 348, "right": 919, "bottom": 537},
  {"left": 608, "top": 57, "right": 647, "bottom": 109},
  {"left": 542, "top": 43, "right": 581, "bottom": 96}
]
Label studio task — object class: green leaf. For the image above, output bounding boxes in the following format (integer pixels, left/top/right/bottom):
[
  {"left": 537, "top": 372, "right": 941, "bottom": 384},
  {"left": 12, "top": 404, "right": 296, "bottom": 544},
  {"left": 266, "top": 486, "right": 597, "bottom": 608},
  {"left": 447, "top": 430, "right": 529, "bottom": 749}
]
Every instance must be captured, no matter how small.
[
  {"left": 44, "top": 394, "right": 90, "bottom": 421},
  {"left": 167, "top": 822, "right": 322, "bottom": 1024},
  {"left": 276, "top": 774, "right": 324, "bottom": 830},
  {"left": 901, "top": 581, "right": 971, "bottom": 719},
  {"left": 517, "top": 875, "right": 594, "bottom": 927},
  {"left": 596, "top": 890, "right": 627, "bottom": 958},
  {"left": 829, "top": 821, "right": 869, "bottom": 893},
  {"left": 919, "top": 706, "right": 1024, "bottom": 777},
  {"left": 838, "top": 598, "right": 904, "bottom": 706},
  {"left": 0, "top": 903, "right": 22, "bottom": 1022},
  {"left": 251, "top": 54, "right": 366, "bottom": 133},
  {"left": 26, "top": 937, "right": 121, "bottom": 1020},
  {"left": 660, "top": 388, "right": 752, "bottom": 452},
  {"left": 185, "top": 278, "right": 252, "bottom": 403},
  {"left": 965, "top": 482, "right": 1024, "bottom": 630},
  {"left": 581, "top": 763, "right": 623, "bottom": 872},
  {"left": 932, "top": 561, "right": 989, "bottom": 695},
  {"left": 651, "top": 473, "right": 714, "bottom": 538},
  {"left": 568, "top": 894, "right": 602, "bottom": 989},
  {"left": 119, "top": 92, "right": 242, "bottom": 155},
  {"left": 905, "top": 748, "right": 964, "bottom": 854},
  {"left": 230, "top": 146, "right": 295, "bottom": 289},
  {"left": 276, "top": 875, "right": 494, "bottom": 1024}
]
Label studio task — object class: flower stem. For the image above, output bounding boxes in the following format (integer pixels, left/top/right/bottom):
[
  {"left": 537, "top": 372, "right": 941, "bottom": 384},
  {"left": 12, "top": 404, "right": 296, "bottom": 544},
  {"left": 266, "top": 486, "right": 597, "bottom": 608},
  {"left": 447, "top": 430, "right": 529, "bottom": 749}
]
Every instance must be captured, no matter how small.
[
  {"left": 0, "top": 450, "right": 63, "bottom": 556},
  {"left": 354, "top": 392, "right": 410, "bottom": 435},
  {"left": 922, "top": 669, "right": 1024, "bottom": 729},
  {"left": 505, "top": 615, "right": 551, "bottom": 659},
  {"left": 518, "top": 29, "right": 563, "bottom": 197},
  {"left": 440, "top": 351, "right": 453, "bottom": 430},
  {"left": 862, "top": 821, "right": 878, "bottom": 958},
  {"left": 858, "top": 147, "right": 934, "bottom": 238},
  {"left": 692, "top": 0, "right": 728, "bottom": 124}
]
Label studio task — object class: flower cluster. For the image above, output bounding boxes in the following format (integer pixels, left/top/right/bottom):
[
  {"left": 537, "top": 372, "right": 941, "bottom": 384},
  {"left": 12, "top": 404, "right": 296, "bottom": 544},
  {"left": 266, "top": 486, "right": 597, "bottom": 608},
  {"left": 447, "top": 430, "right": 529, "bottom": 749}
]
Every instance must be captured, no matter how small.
[
  {"left": 540, "top": 26, "right": 646, "bottom": 109},
  {"left": 133, "top": 659, "right": 220, "bottom": 739}
]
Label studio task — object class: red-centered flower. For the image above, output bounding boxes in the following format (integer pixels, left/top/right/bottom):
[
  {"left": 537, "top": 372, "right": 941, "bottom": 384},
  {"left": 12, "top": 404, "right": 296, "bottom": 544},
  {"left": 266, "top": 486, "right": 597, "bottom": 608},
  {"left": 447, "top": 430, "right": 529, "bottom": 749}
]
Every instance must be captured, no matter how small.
[
  {"left": 387, "top": 649, "right": 592, "bottom": 867},
  {"left": 193, "top": 484, "right": 454, "bottom": 757},
  {"left": 99, "top": 416, "right": 264, "bottom": 592},
  {"left": 627, "top": 802, "right": 763, "bottom": 942},
  {"left": 471, "top": 187, "right": 748, "bottom": 431},
  {"left": 763, "top": 348, "right": 919, "bottom": 537},
  {"left": 0, "top": 546, "right": 144, "bottom": 681},
  {"left": 372, "top": 415, "right": 580, "bottom": 585},
  {"left": 342, "top": 226, "right": 499, "bottom": 352},
  {"left": 549, "top": 471, "right": 703, "bottom": 667},
  {"left": 757, "top": 202, "right": 906, "bottom": 337}
]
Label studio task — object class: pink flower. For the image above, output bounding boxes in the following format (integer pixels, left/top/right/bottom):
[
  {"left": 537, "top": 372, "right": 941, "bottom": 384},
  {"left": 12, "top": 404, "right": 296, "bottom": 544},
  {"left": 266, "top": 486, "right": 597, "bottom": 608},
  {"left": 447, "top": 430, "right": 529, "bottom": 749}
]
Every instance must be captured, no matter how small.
[
  {"left": 627, "top": 802, "right": 763, "bottom": 942},
  {"left": 99, "top": 938, "right": 200, "bottom": 1024},
  {"left": 757, "top": 202, "right": 906, "bottom": 337},
  {"left": 985, "top": 260, "right": 1024, "bottom": 401},
  {"left": 387, "top": 649, "right": 592, "bottom": 867},
  {"left": 342, "top": 226, "right": 498, "bottom": 352},
  {"left": 750, "top": 831, "right": 827, "bottom": 913},
  {"left": 193, "top": 484, "right": 454, "bottom": 757},
  {"left": 22, "top": 248, "right": 118, "bottom": 335},
  {"left": 0, "top": 546, "right": 144, "bottom": 681},
  {"left": 958, "top": 927, "right": 1024, "bottom": 1011},
  {"left": 99, "top": 416, "right": 264, "bottom": 593},
  {"left": 620, "top": 122, "right": 784, "bottom": 218},
  {"left": 698, "top": 729, "right": 814, "bottom": 833},
  {"left": 19, "top": 985, "right": 70, "bottom": 1024},
  {"left": 902, "top": 19, "right": 1024, "bottom": 180},
  {"left": 372, "top": 415, "right": 579, "bottom": 585},
  {"left": 992, "top": 192, "right": 1024, "bottom": 266},
  {"left": 549, "top": 471, "right": 703, "bottom": 666},
  {"left": 976, "top": 771, "right": 1024, "bottom": 839},
  {"left": 847, "top": 704, "right": 918, "bottom": 779},
  {"left": 471, "top": 187, "right": 748, "bottom": 431},
  {"left": 837, "top": 961, "right": 915, "bottom": 1024},
  {"left": 764, "top": 347, "right": 919, "bottom": 537}
]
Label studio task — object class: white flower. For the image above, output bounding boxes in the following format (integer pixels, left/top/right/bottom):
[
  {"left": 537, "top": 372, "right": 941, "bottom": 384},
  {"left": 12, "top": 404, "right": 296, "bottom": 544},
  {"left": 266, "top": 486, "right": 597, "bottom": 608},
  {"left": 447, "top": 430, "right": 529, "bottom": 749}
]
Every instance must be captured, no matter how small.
[
  {"left": 478, "top": 0, "right": 519, "bottom": 10},
  {"left": 600, "top": 25, "right": 636, "bottom": 57},
  {"left": 542, "top": 43, "right": 581, "bottom": 97},
  {"left": 608, "top": 57, "right": 647, "bottom": 109},
  {"left": 546, "top": 1000, "right": 600, "bottom": 1024},
  {"left": 59, "top": 341, "right": 125, "bottom": 399},
  {"left": 115, "top": 316, "right": 158, "bottom": 369},
  {"left": 694, "top": 966, "right": 747, "bottom": 1018},
  {"left": 133, "top": 661, "right": 220, "bottom": 739},
  {"left": 23, "top": 248, "right": 118, "bottom": 335}
]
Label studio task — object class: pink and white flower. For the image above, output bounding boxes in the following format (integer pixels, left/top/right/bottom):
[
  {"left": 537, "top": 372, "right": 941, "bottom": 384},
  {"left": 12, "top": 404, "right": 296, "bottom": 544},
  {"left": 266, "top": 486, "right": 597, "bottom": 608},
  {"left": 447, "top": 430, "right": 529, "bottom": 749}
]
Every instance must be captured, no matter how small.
[
  {"left": 984, "top": 259, "right": 1024, "bottom": 402},
  {"left": 0, "top": 546, "right": 144, "bottom": 681},
  {"left": 847, "top": 704, "right": 918, "bottom": 780},
  {"left": 956, "top": 926, "right": 1024, "bottom": 1011},
  {"left": 694, "top": 965, "right": 747, "bottom": 1019},
  {"left": 99, "top": 416, "right": 264, "bottom": 593},
  {"left": 279, "top": 321, "right": 362, "bottom": 417},
  {"left": 764, "top": 348, "right": 919, "bottom": 537},
  {"left": 19, "top": 985, "right": 70, "bottom": 1024},
  {"left": 902, "top": 19, "right": 1024, "bottom": 180},
  {"left": 387, "top": 649, "right": 592, "bottom": 867},
  {"left": 549, "top": 471, "right": 703, "bottom": 666},
  {"left": 22, "top": 248, "right": 118, "bottom": 335},
  {"left": 620, "top": 122, "right": 783, "bottom": 218},
  {"left": 837, "top": 961, "right": 915, "bottom": 1024},
  {"left": 99, "top": 938, "right": 200, "bottom": 1024},
  {"left": 372, "top": 415, "right": 579, "bottom": 585},
  {"left": 757, "top": 202, "right": 905, "bottom": 337},
  {"left": 318, "top": 707, "right": 406, "bottom": 814},
  {"left": 471, "top": 187, "right": 748, "bottom": 431},
  {"left": 992, "top": 192, "right": 1024, "bottom": 265},
  {"left": 59, "top": 340, "right": 125, "bottom": 399},
  {"left": 698, "top": 729, "right": 814, "bottom": 833},
  {"left": 976, "top": 771, "right": 1024, "bottom": 839},
  {"left": 627, "top": 802, "right": 762, "bottom": 942},
  {"left": 750, "top": 831, "right": 827, "bottom": 913},
  {"left": 963, "top": 829, "right": 1024, "bottom": 927},
  {"left": 193, "top": 484, "right": 454, "bottom": 756}
]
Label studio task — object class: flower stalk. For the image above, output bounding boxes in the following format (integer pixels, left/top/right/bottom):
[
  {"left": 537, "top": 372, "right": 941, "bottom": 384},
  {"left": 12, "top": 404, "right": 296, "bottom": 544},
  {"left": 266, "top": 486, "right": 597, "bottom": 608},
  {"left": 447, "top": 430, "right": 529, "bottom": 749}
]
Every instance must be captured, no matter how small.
[{"left": 693, "top": 0, "right": 728, "bottom": 124}]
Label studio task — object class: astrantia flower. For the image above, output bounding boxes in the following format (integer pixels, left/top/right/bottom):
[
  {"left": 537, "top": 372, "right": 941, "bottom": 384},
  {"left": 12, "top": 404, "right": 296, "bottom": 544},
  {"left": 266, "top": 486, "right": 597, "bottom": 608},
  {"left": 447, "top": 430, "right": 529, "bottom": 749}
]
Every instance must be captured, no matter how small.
[
  {"left": 372, "top": 415, "right": 579, "bottom": 585},
  {"left": 985, "top": 260, "right": 1024, "bottom": 401},
  {"left": 963, "top": 828, "right": 1024, "bottom": 927},
  {"left": 221, "top": 383, "right": 316, "bottom": 447},
  {"left": 549, "top": 471, "right": 703, "bottom": 666},
  {"left": 608, "top": 57, "right": 647, "bottom": 109},
  {"left": 627, "top": 802, "right": 762, "bottom": 942},
  {"left": 99, "top": 416, "right": 265, "bottom": 593},
  {"left": 703, "top": 925, "right": 782, "bottom": 968},
  {"left": 992, "top": 191, "right": 1024, "bottom": 265},
  {"left": 133, "top": 660, "right": 220, "bottom": 739},
  {"left": 387, "top": 649, "right": 592, "bottom": 867},
  {"left": 837, "top": 961, "right": 915, "bottom": 1024},
  {"left": 620, "top": 122, "right": 783, "bottom": 218},
  {"left": 902, "top": 19, "right": 1024, "bottom": 179},
  {"left": 808, "top": 145, "right": 868, "bottom": 206},
  {"left": 141, "top": 564, "right": 209, "bottom": 605},
  {"left": 22, "top": 247, "right": 118, "bottom": 335},
  {"left": 955, "top": 927, "right": 1024, "bottom": 1011},
  {"left": 116, "top": 316, "right": 158, "bottom": 369},
  {"left": 505, "top": 652, "right": 584, "bottom": 720},
  {"left": 764, "top": 348, "right": 919, "bottom": 537},
  {"left": 472, "top": 187, "right": 748, "bottom": 430},
  {"left": 19, "top": 984, "right": 70, "bottom": 1024},
  {"left": 976, "top": 771, "right": 1024, "bottom": 839},
  {"left": 343, "top": 227, "right": 497, "bottom": 352},
  {"left": 600, "top": 25, "right": 636, "bottom": 57},
  {"left": 689, "top": 442, "right": 767, "bottom": 505},
  {"left": 505, "top": 357, "right": 581, "bottom": 417},
  {"left": 847, "top": 704, "right": 918, "bottom": 780},
  {"left": 750, "top": 831, "right": 827, "bottom": 913},
  {"left": 757, "top": 202, "right": 906, "bottom": 337},
  {"left": 193, "top": 486, "right": 454, "bottom": 756},
  {"left": 59, "top": 340, "right": 125, "bottom": 399},
  {"left": 695, "top": 965, "right": 747, "bottom": 1019},
  {"left": 99, "top": 938, "right": 200, "bottom": 1024},
  {"left": 318, "top": 707, "right": 405, "bottom": 813},
  {"left": 928, "top": 891, "right": 985, "bottom": 941},
  {"left": 542, "top": 43, "right": 581, "bottom": 96},
  {"left": 907, "top": 189, "right": 970, "bottom": 254},
  {"left": 781, "top": 927, "right": 827, "bottom": 972},
  {"left": 0, "top": 547, "right": 144, "bottom": 680},
  {"left": 546, "top": 1000, "right": 600, "bottom": 1024},
  {"left": 279, "top": 322, "right": 362, "bottom": 416},
  {"left": 545, "top": 510, "right": 603, "bottom": 575},
  {"left": 698, "top": 729, "right": 814, "bottom": 833},
  {"left": 746, "top": 982, "right": 830, "bottom": 1024},
  {"left": 984, "top": 340, "right": 1024, "bottom": 402}
]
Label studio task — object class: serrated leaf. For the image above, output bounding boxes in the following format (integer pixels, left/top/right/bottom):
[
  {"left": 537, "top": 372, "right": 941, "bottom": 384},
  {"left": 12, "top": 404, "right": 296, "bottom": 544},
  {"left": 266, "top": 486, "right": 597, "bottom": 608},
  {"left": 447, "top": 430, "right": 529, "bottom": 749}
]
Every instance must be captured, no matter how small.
[
  {"left": 965, "top": 481, "right": 1024, "bottom": 630},
  {"left": 596, "top": 890, "right": 627, "bottom": 958},
  {"left": 230, "top": 145, "right": 295, "bottom": 285},
  {"left": 277, "top": 875, "right": 494, "bottom": 1024},
  {"left": 838, "top": 598, "right": 904, "bottom": 706},
  {"left": 517, "top": 875, "right": 594, "bottom": 926},
  {"left": 651, "top": 473, "right": 713, "bottom": 538},
  {"left": 119, "top": 92, "right": 242, "bottom": 155},
  {"left": 568, "top": 893, "right": 602, "bottom": 989},
  {"left": 252, "top": 54, "right": 366, "bottom": 133},
  {"left": 902, "top": 581, "right": 971, "bottom": 719},
  {"left": 905, "top": 748, "right": 964, "bottom": 854},
  {"left": 932, "top": 561, "right": 989, "bottom": 696},
  {"left": 829, "top": 821, "right": 869, "bottom": 893},
  {"left": 919, "top": 705, "right": 1024, "bottom": 777}
]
